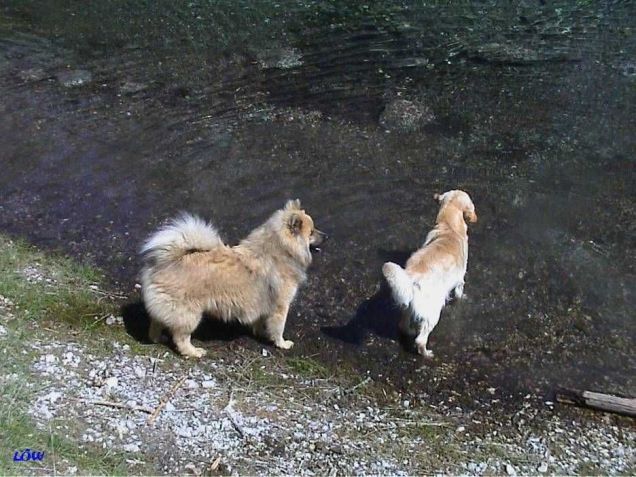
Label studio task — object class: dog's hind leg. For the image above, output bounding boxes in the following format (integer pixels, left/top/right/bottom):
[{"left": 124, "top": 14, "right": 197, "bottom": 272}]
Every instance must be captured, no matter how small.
[
  {"left": 173, "top": 332, "right": 207, "bottom": 358},
  {"left": 414, "top": 324, "right": 434, "bottom": 358},
  {"left": 413, "top": 311, "right": 441, "bottom": 358},
  {"left": 398, "top": 309, "right": 417, "bottom": 336},
  {"left": 171, "top": 313, "right": 206, "bottom": 358},
  {"left": 148, "top": 319, "right": 164, "bottom": 343}
]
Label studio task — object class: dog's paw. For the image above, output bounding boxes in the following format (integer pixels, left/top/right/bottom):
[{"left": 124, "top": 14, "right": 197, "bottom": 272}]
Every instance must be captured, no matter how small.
[
  {"left": 276, "top": 339, "right": 294, "bottom": 350},
  {"left": 185, "top": 347, "right": 207, "bottom": 359},
  {"left": 416, "top": 343, "right": 434, "bottom": 358}
]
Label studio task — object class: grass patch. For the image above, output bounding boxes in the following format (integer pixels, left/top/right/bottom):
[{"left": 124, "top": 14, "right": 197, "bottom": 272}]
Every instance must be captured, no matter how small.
[
  {"left": 286, "top": 355, "right": 330, "bottom": 379},
  {"left": 0, "top": 234, "right": 143, "bottom": 475},
  {"left": 0, "top": 235, "right": 117, "bottom": 328}
]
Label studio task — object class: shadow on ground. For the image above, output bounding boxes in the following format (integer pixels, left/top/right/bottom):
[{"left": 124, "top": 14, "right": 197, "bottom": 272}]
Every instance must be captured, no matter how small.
[
  {"left": 322, "top": 248, "right": 415, "bottom": 352},
  {"left": 121, "top": 300, "right": 252, "bottom": 352}
]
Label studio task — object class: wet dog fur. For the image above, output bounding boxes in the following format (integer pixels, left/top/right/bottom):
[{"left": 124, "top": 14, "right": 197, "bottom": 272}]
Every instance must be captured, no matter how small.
[
  {"left": 140, "top": 200, "right": 326, "bottom": 358},
  {"left": 382, "top": 190, "right": 477, "bottom": 357}
]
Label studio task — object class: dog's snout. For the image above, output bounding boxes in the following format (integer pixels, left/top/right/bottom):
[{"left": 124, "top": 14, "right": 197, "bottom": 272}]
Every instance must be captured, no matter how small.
[{"left": 311, "top": 229, "right": 328, "bottom": 249}]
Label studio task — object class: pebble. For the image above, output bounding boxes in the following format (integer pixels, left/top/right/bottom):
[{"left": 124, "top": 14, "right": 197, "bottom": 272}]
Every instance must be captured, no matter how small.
[
  {"left": 0, "top": 324, "right": 6, "bottom": 336},
  {"left": 23, "top": 337, "right": 636, "bottom": 476},
  {"left": 123, "top": 443, "right": 140, "bottom": 453}
]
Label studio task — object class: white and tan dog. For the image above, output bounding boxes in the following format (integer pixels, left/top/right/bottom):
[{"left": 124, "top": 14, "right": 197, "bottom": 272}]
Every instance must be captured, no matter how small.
[
  {"left": 382, "top": 190, "right": 477, "bottom": 357},
  {"left": 140, "top": 200, "right": 326, "bottom": 358}
]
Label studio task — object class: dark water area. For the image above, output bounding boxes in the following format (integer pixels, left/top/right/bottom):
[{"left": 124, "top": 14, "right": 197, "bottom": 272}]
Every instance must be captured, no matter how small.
[{"left": 1, "top": 1, "right": 635, "bottom": 409}]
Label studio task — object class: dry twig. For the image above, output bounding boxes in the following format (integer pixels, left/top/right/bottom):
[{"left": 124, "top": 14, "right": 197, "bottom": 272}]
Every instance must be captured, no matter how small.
[
  {"left": 147, "top": 375, "right": 188, "bottom": 425},
  {"left": 78, "top": 398, "right": 154, "bottom": 414}
]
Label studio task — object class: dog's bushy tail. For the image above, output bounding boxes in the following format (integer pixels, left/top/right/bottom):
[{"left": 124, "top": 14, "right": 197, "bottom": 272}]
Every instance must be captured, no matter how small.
[
  {"left": 382, "top": 262, "right": 414, "bottom": 307},
  {"left": 141, "top": 213, "right": 223, "bottom": 266}
]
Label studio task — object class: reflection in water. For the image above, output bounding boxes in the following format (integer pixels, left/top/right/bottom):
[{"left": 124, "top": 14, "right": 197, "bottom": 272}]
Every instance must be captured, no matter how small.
[{"left": 0, "top": 1, "right": 634, "bottom": 403}]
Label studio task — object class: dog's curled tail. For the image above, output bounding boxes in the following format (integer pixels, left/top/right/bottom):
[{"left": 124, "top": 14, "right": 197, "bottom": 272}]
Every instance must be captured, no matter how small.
[
  {"left": 382, "top": 262, "right": 414, "bottom": 307},
  {"left": 141, "top": 213, "right": 223, "bottom": 265}
]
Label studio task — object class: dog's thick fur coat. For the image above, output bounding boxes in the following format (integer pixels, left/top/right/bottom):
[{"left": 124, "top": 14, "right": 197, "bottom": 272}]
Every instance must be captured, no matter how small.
[
  {"left": 382, "top": 190, "right": 477, "bottom": 357},
  {"left": 140, "top": 200, "right": 325, "bottom": 358}
]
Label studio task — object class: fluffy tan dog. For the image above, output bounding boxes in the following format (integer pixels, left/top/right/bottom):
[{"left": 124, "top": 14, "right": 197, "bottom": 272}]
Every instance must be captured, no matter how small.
[
  {"left": 140, "top": 200, "right": 326, "bottom": 358},
  {"left": 382, "top": 190, "right": 477, "bottom": 357}
]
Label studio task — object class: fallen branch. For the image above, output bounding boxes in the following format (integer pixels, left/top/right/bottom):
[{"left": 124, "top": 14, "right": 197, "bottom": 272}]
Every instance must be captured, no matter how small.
[
  {"left": 556, "top": 388, "right": 636, "bottom": 417},
  {"left": 224, "top": 393, "right": 245, "bottom": 438},
  {"left": 78, "top": 399, "right": 154, "bottom": 414},
  {"left": 147, "top": 375, "right": 188, "bottom": 425},
  {"left": 209, "top": 456, "right": 221, "bottom": 472}
]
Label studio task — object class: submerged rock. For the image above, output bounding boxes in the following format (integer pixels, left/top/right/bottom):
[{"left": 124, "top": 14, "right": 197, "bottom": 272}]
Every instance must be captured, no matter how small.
[
  {"left": 257, "top": 47, "right": 303, "bottom": 69},
  {"left": 379, "top": 99, "right": 435, "bottom": 133},
  {"left": 56, "top": 69, "right": 93, "bottom": 87},
  {"left": 119, "top": 80, "right": 147, "bottom": 95}
]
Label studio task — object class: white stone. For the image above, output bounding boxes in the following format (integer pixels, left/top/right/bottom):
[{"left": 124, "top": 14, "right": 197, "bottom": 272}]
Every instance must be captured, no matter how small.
[{"left": 123, "top": 443, "right": 140, "bottom": 453}]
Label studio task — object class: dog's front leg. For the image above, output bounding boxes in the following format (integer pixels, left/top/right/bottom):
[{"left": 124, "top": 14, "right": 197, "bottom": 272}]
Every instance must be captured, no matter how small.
[{"left": 267, "top": 303, "right": 294, "bottom": 350}]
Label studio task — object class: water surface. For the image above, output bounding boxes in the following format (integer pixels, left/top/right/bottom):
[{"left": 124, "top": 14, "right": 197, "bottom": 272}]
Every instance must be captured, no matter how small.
[{"left": 1, "top": 1, "right": 634, "bottom": 407}]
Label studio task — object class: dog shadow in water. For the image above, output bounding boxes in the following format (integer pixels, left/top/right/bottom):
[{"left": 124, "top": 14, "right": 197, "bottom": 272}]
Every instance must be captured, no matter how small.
[
  {"left": 321, "top": 249, "right": 413, "bottom": 349},
  {"left": 121, "top": 301, "right": 251, "bottom": 351}
]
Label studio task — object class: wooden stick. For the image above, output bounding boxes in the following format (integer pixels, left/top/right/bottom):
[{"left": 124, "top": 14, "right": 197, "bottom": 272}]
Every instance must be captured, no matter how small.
[
  {"left": 224, "top": 393, "right": 245, "bottom": 438},
  {"left": 209, "top": 456, "right": 221, "bottom": 472},
  {"left": 78, "top": 399, "right": 154, "bottom": 414},
  {"left": 147, "top": 375, "right": 188, "bottom": 425},
  {"left": 556, "top": 388, "right": 636, "bottom": 417}
]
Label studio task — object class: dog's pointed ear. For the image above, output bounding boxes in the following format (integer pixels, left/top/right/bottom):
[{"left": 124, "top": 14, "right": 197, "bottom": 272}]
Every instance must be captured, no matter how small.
[
  {"left": 287, "top": 213, "right": 303, "bottom": 235},
  {"left": 285, "top": 199, "right": 302, "bottom": 211}
]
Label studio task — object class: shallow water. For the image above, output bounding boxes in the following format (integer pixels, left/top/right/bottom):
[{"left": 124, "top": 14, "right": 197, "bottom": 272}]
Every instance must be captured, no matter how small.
[{"left": 1, "top": 1, "right": 634, "bottom": 406}]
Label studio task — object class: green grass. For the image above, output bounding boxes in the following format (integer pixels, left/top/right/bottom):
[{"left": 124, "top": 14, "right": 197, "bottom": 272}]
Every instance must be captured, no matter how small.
[
  {"left": 0, "top": 376, "right": 131, "bottom": 475},
  {"left": 0, "top": 235, "right": 138, "bottom": 475},
  {"left": 0, "top": 235, "right": 117, "bottom": 327},
  {"left": 286, "top": 355, "right": 330, "bottom": 379}
]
